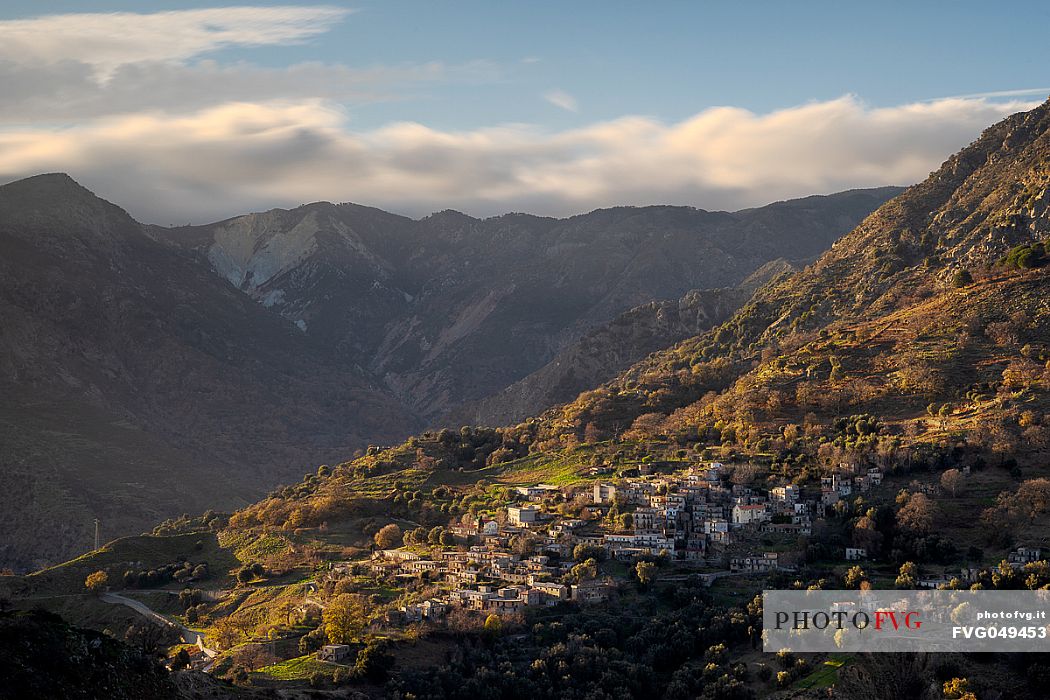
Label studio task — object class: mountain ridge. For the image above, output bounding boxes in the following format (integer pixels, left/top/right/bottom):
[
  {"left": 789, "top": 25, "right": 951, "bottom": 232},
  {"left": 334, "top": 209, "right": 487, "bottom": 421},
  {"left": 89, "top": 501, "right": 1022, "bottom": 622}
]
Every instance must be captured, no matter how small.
[{"left": 155, "top": 187, "right": 902, "bottom": 420}]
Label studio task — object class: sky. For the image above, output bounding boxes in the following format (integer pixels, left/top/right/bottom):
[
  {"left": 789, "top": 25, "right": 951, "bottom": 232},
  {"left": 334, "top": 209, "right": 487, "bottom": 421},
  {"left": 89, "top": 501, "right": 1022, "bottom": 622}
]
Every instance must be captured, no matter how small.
[{"left": 0, "top": 1, "right": 1048, "bottom": 224}]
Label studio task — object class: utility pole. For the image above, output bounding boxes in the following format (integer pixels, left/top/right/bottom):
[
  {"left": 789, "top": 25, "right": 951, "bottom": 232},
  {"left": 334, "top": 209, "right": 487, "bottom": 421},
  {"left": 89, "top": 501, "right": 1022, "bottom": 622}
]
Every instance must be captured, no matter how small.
[{"left": 94, "top": 518, "right": 100, "bottom": 551}]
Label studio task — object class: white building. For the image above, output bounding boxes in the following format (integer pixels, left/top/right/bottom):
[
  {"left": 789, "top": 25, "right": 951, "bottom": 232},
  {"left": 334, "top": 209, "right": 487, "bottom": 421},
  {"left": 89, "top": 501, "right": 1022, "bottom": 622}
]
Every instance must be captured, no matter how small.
[
  {"left": 593, "top": 482, "right": 617, "bottom": 504},
  {"left": 845, "top": 547, "right": 867, "bottom": 561},
  {"left": 508, "top": 506, "right": 539, "bottom": 526},
  {"left": 731, "top": 503, "right": 770, "bottom": 525}
]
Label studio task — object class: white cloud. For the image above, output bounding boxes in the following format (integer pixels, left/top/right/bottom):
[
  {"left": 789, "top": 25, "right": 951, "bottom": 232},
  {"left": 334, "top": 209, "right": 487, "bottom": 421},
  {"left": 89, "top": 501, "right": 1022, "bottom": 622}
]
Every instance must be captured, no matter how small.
[
  {"left": 0, "top": 58, "right": 497, "bottom": 123},
  {"left": 0, "top": 5, "right": 351, "bottom": 79},
  {"left": 0, "top": 95, "right": 1038, "bottom": 224},
  {"left": 0, "top": 6, "right": 498, "bottom": 124},
  {"left": 544, "top": 89, "right": 578, "bottom": 112},
  {"left": 938, "top": 87, "right": 1050, "bottom": 100}
]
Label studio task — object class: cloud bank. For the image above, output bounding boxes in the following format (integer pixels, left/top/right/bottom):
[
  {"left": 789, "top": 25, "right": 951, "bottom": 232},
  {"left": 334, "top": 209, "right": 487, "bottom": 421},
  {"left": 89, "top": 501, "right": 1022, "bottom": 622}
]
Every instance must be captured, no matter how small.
[
  {"left": 0, "top": 5, "right": 351, "bottom": 78},
  {"left": 0, "top": 95, "right": 1035, "bottom": 224},
  {"left": 0, "top": 7, "right": 1040, "bottom": 223}
]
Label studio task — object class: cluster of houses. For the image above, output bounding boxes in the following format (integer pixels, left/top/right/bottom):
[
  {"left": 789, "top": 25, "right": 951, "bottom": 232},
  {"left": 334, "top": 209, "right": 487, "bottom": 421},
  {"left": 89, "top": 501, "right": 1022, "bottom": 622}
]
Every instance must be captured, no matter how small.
[
  {"left": 302, "top": 459, "right": 1050, "bottom": 642},
  {"left": 358, "top": 461, "right": 891, "bottom": 620},
  {"left": 319, "top": 461, "right": 1050, "bottom": 636},
  {"left": 369, "top": 546, "right": 615, "bottom": 621},
  {"left": 910, "top": 547, "right": 1045, "bottom": 589},
  {"left": 588, "top": 461, "right": 880, "bottom": 565}
]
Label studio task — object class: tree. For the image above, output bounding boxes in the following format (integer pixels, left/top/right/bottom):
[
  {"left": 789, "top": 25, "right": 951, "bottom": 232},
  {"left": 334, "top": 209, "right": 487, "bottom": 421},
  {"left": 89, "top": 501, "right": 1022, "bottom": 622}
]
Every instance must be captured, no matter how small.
[
  {"left": 897, "top": 493, "right": 935, "bottom": 535},
  {"left": 852, "top": 514, "right": 884, "bottom": 558},
  {"left": 124, "top": 622, "right": 166, "bottom": 657},
  {"left": 570, "top": 558, "right": 598, "bottom": 582},
  {"left": 85, "top": 570, "right": 108, "bottom": 594},
  {"left": 895, "top": 561, "right": 918, "bottom": 589},
  {"left": 171, "top": 648, "right": 192, "bottom": 671},
  {"left": 844, "top": 565, "right": 867, "bottom": 589},
  {"left": 213, "top": 617, "right": 243, "bottom": 650},
  {"left": 374, "top": 523, "right": 402, "bottom": 549},
  {"left": 951, "top": 268, "right": 973, "bottom": 287},
  {"left": 178, "top": 588, "right": 203, "bottom": 609},
  {"left": 510, "top": 533, "right": 538, "bottom": 557},
  {"left": 323, "top": 593, "right": 369, "bottom": 644},
  {"left": 234, "top": 644, "right": 275, "bottom": 671},
  {"left": 573, "top": 544, "right": 605, "bottom": 562},
  {"left": 352, "top": 639, "right": 394, "bottom": 681},
  {"left": 298, "top": 627, "right": 326, "bottom": 654},
  {"left": 483, "top": 614, "right": 502, "bottom": 636},
  {"left": 943, "top": 677, "right": 975, "bottom": 700},
  {"left": 636, "top": 560, "right": 657, "bottom": 587},
  {"left": 940, "top": 469, "right": 963, "bottom": 498},
  {"left": 835, "top": 653, "right": 936, "bottom": 700}
]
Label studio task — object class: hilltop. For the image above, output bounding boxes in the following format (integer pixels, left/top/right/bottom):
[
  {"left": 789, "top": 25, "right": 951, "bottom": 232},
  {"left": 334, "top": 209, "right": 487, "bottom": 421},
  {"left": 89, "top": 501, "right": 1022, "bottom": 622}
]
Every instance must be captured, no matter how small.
[
  {"left": 521, "top": 98, "right": 1050, "bottom": 461},
  {"left": 0, "top": 175, "right": 418, "bottom": 571}
]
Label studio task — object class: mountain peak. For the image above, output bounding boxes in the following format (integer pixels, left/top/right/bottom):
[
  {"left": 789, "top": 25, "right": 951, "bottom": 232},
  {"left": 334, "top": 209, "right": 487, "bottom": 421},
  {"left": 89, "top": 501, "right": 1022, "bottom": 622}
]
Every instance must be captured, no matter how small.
[
  {"left": 1, "top": 172, "right": 93, "bottom": 197},
  {"left": 0, "top": 173, "right": 141, "bottom": 248}
]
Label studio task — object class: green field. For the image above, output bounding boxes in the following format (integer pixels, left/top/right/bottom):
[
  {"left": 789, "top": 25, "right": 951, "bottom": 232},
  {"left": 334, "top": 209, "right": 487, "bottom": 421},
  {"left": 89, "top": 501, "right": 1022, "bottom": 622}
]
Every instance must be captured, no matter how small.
[
  {"left": 256, "top": 653, "right": 339, "bottom": 680},
  {"left": 794, "top": 654, "right": 851, "bottom": 689}
]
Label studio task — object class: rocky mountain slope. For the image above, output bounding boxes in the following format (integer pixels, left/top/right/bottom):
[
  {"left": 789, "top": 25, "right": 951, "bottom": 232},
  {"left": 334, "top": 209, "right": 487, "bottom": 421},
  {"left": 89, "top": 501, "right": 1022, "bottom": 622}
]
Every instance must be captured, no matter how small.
[
  {"left": 0, "top": 175, "right": 418, "bottom": 571},
  {"left": 156, "top": 189, "right": 900, "bottom": 420},
  {"left": 526, "top": 98, "right": 1050, "bottom": 452},
  {"left": 10, "top": 101, "right": 1050, "bottom": 700}
]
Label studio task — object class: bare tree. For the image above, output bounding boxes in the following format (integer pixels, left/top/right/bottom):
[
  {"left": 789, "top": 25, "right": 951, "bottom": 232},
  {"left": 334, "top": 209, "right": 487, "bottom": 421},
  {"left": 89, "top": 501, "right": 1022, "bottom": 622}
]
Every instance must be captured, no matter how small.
[
  {"left": 940, "top": 469, "right": 963, "bottom": 498},
  {"left": 897, "top": 493, "right": 935, "bottom": 535}
]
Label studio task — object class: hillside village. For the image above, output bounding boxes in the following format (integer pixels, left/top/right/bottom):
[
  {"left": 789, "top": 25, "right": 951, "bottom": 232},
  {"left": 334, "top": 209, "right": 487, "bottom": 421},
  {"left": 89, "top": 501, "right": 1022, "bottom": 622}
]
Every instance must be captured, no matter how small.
[{"left": 354, "top": 461, "right": 885, "bottom": 623}]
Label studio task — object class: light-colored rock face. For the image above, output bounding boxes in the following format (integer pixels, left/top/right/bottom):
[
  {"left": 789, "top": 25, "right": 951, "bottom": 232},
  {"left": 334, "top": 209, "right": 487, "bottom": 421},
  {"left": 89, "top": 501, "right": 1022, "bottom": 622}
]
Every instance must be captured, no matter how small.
[{"left": 208, "top": 210, "right": 325, "bottom": 291}]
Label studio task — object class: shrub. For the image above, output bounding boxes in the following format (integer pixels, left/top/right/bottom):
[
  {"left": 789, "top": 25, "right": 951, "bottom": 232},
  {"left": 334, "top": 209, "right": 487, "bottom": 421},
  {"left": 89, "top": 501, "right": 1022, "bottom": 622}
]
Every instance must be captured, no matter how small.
[
  {"left": 84, "top": 570, "right": 108, "bottom": 594},
  {"left": 951, "top": 268, "right": 973, "bottom": 287}
]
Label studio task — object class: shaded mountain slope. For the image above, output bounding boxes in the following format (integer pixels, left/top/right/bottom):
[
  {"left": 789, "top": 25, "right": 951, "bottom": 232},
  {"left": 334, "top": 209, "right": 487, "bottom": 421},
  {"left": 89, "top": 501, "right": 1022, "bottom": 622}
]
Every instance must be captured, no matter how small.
[
  {"left": 0, "top": 609, "right": 176, "bottom": 700},
  {"left": 0, "top": 175, "right": 418, "bottom": 570},
  {"left": 453, "top": 259, "right": 796, "bottom": 427}
]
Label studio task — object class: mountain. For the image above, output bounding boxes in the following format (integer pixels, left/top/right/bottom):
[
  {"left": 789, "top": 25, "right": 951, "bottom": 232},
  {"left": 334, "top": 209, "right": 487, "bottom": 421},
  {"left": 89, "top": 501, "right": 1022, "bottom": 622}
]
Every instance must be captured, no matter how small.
[
  {"left": 155, "top": 188, "right": 902, "bottom": 420},
  {"left": 8, "top": 102, "right": 1050, "bottom": 700},
  {"left": 0, "top": 175, "right": 418, "bottom": 571},
  {"left": 0, "top": 177, "right": 895, "bottom": 572},
  {"left": 526, "top": 98, "right": 1050, "bottom": 455},
  {"left": 452, "top": 259, "right": 796, "bottom": 426}
]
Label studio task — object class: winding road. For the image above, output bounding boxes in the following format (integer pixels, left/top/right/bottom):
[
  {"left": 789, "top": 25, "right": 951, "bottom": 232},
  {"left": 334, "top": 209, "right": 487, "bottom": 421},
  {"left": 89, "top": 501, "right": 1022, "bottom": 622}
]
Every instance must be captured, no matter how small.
[{"left": 100, "top": 592, "right": 217, "bottom": 659}]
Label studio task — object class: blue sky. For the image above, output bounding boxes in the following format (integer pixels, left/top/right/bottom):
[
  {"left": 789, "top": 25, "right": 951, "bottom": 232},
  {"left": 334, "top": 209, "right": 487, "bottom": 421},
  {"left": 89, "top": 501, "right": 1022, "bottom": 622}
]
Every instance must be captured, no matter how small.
[{"left": 0, "top": 2, "right": 1046, "bottom": 222}]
